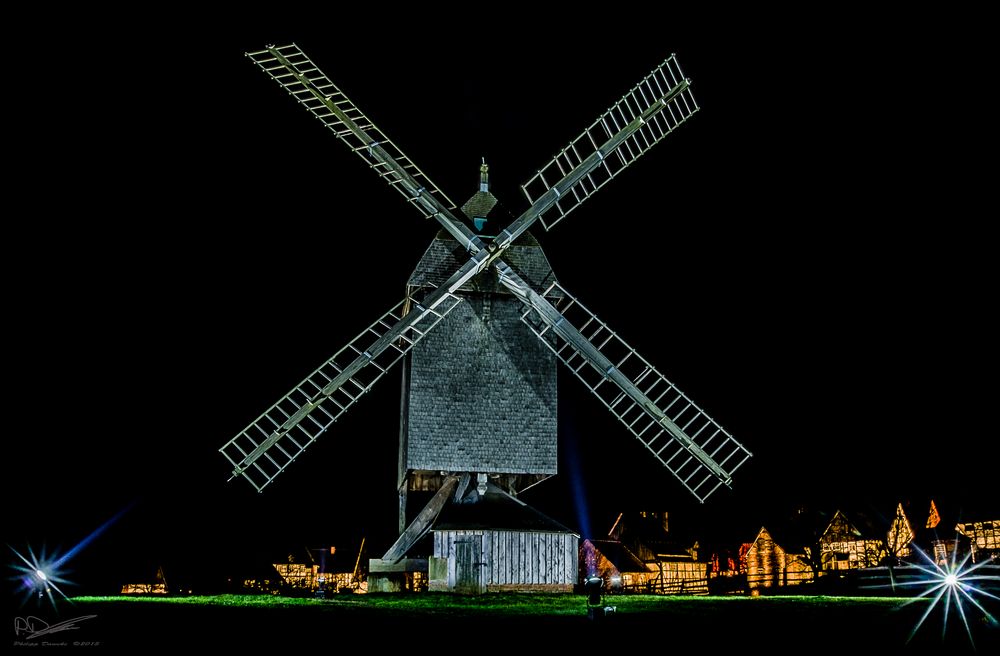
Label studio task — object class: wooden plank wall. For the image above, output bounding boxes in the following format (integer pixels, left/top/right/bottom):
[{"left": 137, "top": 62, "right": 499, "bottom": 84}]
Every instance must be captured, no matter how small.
[{"left": 434, "top": 530, "right": 577, "bottom": 591}]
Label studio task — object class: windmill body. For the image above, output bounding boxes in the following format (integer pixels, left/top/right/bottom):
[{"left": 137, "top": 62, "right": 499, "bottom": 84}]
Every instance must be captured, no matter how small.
[
  {"left": 222, "top": 43, "right": 753, "bottom": 592},
  {"left": 401, "top": 228, "right": 559, "bottom": 510}
]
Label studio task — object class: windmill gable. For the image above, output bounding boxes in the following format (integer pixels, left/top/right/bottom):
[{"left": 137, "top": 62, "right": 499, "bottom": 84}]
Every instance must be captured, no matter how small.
[{"left": 407, "top": 230, "right": 561, "bottom": 296}]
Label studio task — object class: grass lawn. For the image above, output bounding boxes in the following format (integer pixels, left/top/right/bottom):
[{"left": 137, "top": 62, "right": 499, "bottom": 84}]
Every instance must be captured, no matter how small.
[{"left": 14, "top": 593, "right": 997, "bottom": 653}]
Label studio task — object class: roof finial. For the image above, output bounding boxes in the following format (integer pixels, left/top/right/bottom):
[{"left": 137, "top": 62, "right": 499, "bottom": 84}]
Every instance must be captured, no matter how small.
[{"left": 479, "top": 157, "right": 489, "bottom": 192}]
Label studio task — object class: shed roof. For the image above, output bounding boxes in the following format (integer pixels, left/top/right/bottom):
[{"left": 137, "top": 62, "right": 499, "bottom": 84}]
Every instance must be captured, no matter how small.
[{"left": 433, "top": 483, "right": 577, "bottom": 535}]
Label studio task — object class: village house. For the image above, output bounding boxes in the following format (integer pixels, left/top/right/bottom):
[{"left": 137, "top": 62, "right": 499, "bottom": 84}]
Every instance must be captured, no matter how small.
[
  {"left": 583, "top": 511, "right": 708, "bottom": 594},
  {"left": 744, "top": 526, "right": 812, "bottom": 591},
  {"left": 120, "top": 565, "right": 168, "bottom": 595},
  {"left": 916, "top": 499, "right": 999, "bottom": 565},
  {"left": 743, "top": 503, "right": 916, "bottom": 592},
  {"left": 244, "top": 542, "right": 367, "bottom": 594},
  {"left": 957, "top": 519, "right": 1000, "bottom": 563}
]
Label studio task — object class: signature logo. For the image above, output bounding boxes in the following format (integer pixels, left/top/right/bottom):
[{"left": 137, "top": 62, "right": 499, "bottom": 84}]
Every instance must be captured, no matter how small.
[{"left": 13, "top": 615, "right": 97, "bottom": 640}]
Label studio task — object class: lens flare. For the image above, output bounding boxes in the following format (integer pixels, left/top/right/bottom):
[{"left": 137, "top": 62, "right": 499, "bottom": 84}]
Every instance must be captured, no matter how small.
[
  {"left": 9, "top": 503, "right": 134, "bottom": 609},
  {"left": 893, "top": 541, "right": 1000, "bottom": 647},
  {"left": 10, "top": 544, "right": 72, "bottom": 608}
]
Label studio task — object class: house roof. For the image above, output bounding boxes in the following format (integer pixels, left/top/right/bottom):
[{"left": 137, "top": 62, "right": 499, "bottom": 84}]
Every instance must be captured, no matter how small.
[
  {"left": 607, "top": 511, "right": 698, "bottom": 558},
  {"left": 907, "top": 497, "right": 1000, "bottom": 545},
  {"left": 752, "top": 507, "right": 831, "bottom": 553},
  {"left": 267, "top": 542, "right": 364, "bottom": 574},
  {"left": 748, "top": 527, "right": 784, "bottom": 553},
  {"left": 820, "top": 509, "right": 886, "bottom": 542},
  {"left": 753, "top": 504, "right": 898, "bottom": 552},
  {"left": 433, "top": 483, "right": 577, "bottom": 535},
  {"left": 587, "top": 539, "right": 649, "bottom": 573}
]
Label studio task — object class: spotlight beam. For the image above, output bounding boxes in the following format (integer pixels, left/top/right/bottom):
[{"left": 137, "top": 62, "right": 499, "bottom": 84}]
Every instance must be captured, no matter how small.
[{"left": 51, "top": 502, "right": 134, "bottom": 570}]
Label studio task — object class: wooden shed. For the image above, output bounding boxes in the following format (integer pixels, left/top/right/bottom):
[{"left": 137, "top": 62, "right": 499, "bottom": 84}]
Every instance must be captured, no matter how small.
[{"left": 428, "top": 484, "right": 578, "bottom": 593}]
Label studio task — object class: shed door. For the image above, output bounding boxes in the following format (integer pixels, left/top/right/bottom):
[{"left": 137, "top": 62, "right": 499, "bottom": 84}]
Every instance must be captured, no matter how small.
[{"left": 455, "top": 536, "right": 484, "bottom": 594}]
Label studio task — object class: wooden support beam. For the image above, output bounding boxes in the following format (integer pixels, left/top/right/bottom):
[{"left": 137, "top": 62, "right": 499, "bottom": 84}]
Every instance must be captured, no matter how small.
[
  {"left": 382, "top": 475, "right": 459, "bottom": 563},
  {"left": 369, "top": 558, "right": 429, "bottom": 573},
  {"left": 453, "top": 472, "right": 472, "bottom": 502}
]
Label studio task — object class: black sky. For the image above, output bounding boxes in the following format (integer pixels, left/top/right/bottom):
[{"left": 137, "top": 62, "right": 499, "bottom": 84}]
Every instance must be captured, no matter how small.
[{"left": 4, "top": 13, "right": 995, "bottom": 592}]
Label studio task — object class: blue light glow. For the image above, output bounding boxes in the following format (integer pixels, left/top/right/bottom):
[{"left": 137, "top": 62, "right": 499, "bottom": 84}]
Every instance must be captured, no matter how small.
[{"left": 563, "top": 429, "right": 591, "bottom": 541}]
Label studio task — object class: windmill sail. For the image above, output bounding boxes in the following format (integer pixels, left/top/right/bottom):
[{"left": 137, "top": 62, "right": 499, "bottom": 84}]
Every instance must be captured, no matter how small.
[
  {"left": 221, "top": 292, "right": 463, "bottom": 492},
  {"left": 232, "top": 44, "right": 752, "bottom": 504},
  {"left": 507, "top": 274, "right": 751, "bottom": 503},
  {"left": 247, "top": 44, "right": 456, "bottom": 219},
  {"left": 520, "top": 55, "right": 698, "bottom": 231}
]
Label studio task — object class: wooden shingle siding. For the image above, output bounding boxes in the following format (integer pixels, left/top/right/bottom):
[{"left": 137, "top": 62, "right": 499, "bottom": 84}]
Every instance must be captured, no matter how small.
[{"left": 404, "top": 232, "right": 561, "bottom": 476}]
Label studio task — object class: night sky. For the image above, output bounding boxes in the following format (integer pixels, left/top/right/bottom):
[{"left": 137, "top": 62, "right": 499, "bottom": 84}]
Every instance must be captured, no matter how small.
[{"left": 5, "top": 13, "right": 995, "bottom": 593}]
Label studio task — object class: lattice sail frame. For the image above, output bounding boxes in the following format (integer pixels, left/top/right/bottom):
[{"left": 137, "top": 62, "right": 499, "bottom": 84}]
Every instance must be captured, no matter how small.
[
  {"left": 521, "top": 55, "right": 698, "bottom": 230},
  {"left": 246, "top": 44, "right": 456, "bottom": 218},
  {"left": 520, "top": 282, "right": 751, "bottom": 502},
  {"left": 221, "top": 294, "right": 463, "bottom": 492},
  {"left": 228, "top": 44, "right": 751, "bottom": 501}
]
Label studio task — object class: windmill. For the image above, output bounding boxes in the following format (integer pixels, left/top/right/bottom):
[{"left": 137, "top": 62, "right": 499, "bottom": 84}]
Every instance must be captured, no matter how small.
[{"left": 222, "top": 44, "right": 752, "bottom": 592}]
